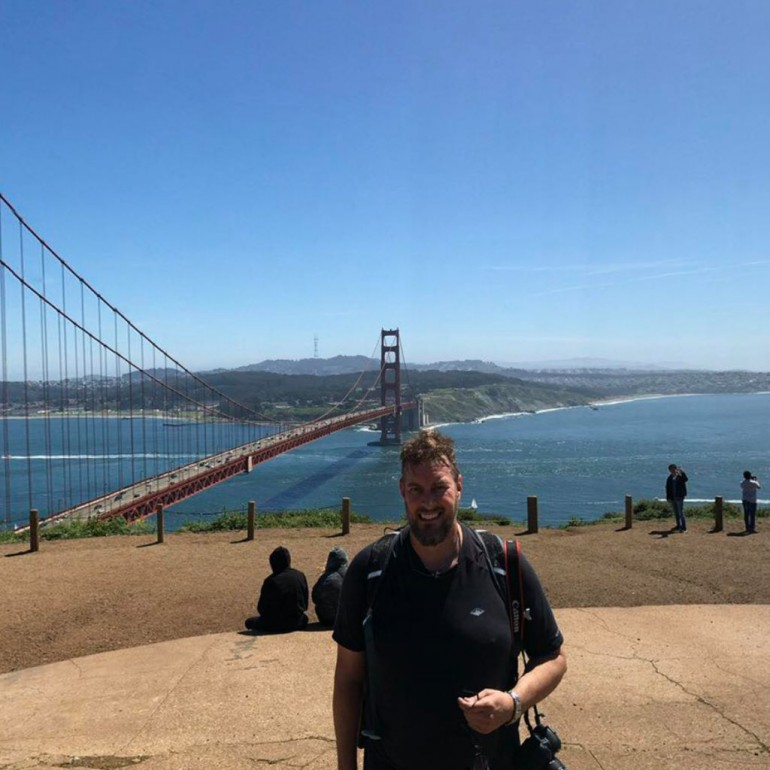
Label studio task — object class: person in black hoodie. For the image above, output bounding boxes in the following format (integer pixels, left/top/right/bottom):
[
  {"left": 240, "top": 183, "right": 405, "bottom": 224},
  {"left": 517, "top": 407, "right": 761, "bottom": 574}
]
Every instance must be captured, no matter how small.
[
  {"left": 245, "top": 546, "right": 309, "bottom": 633},
  {"left": 665, "top": 463, "right": 689, "bottom": 532},
  {"left": 312, "top": 546, "right": 349, "bottom": 626}
]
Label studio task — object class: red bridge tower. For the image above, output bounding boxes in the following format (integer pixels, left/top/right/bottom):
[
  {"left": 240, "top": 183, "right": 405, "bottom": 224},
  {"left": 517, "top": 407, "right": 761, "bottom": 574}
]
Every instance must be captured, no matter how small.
[{"left": 379, "top": 328, "right": 403, "bottom": 445}]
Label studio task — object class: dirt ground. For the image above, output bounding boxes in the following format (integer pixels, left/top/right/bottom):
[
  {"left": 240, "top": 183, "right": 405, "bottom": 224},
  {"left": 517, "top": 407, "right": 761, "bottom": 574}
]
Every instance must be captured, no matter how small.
[{"left": 1, "top": 518, "right": 767, "bottom": 674}]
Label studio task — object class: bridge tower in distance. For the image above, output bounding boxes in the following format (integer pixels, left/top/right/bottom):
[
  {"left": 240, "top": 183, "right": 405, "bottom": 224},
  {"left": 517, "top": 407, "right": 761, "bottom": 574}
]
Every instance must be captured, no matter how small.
[{"left": 378, "top": 328, "right": 403, "bottom": 445}]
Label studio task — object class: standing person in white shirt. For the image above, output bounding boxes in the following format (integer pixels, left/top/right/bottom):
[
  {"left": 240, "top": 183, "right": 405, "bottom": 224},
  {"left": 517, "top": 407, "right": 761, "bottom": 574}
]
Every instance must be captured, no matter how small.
[{"left": 740, "top": 470, "right": 761, "bottom": 534}]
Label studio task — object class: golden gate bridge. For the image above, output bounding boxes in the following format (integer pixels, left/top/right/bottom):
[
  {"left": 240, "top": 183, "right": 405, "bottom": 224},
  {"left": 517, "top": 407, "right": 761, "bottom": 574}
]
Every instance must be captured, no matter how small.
[{"left": 0, "top": 194, "right": 418, "bottom": 531}]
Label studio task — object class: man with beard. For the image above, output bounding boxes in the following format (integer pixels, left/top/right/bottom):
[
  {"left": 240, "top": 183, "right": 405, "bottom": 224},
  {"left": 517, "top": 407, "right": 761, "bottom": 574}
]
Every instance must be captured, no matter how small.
[{"left": 332, "top": 430, "right": 566, "bottom": 770}]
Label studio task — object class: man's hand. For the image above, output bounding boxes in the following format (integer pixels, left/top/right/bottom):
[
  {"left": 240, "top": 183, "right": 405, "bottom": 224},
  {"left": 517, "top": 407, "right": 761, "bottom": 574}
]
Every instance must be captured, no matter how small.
[{"left": 457, "top": 689, "right": 513, "bottom": 734}]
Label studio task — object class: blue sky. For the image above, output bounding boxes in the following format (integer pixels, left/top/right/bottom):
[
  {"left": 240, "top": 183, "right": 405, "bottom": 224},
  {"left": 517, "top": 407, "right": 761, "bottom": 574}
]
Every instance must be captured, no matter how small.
[{"left": 2, "top": 1, "right": 770, "bottom": 373}]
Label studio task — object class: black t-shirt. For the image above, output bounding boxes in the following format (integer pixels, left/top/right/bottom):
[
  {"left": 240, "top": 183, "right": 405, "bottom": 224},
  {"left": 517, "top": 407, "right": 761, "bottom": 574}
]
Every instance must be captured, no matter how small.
[{"left": 333, "top": 524, "right": 563, "bottom": 770}]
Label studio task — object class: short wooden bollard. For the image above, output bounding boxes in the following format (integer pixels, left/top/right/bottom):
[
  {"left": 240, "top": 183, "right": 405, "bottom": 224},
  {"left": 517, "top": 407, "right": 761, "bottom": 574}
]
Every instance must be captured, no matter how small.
[
  {"left": 714, "top": 496, "right": 723, "bottom": 532},
  {"left": 156, "top": 504, "right": 164, "bottom": 544},
  {"left": 527, "top": 496, "right": 539, "bottom": 534},
  {"left": 29, "top": 509, "right": 39, "bottom": 552},
  {"left": 247, "top": 500, "right": 256, "bottom": 541},
  {"left": 625, "top": 495, "right": 633, "bottom": 529},
  {"left": 341, "top": 497, "right": 351, "bottom": 535}
]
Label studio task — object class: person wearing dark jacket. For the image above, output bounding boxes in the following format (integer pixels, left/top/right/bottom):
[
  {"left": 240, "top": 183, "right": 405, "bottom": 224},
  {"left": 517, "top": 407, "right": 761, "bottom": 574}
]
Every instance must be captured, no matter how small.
[
  {"left": 665, "top": 463, "right": 689, "bottom": 532},
  {"left": 740, "top": 470, "right": 761, "bottom": 534},
  {"left": 312, "top": 546, "right": 349, "bottom": 626},
  {"left": 245, "top": 546, "right": 309, "bottom": 633}
]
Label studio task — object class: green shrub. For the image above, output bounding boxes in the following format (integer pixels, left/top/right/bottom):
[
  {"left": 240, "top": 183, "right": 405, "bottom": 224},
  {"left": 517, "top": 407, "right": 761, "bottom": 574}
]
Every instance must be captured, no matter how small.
[
  {"left": 563, "top": 516, "right": 592, "bottom": 528},
  {"left": 631, "top": 499, "right": 673, "bottom": 520},
  {"left": 0, "top": 516, "right": 153, "bottom": 542},
  {"left": 40, "top": 517, "right": 152, "bottom": 539},
  {"left": 457, "top": 507, "right": 510, "bottom": 526},
  {"left": 0, "top": 529, "right": 20, "bottom": 544},
  {"left": 179, "top": 507, "right": 373, "bottom": 532},
  {"left": 604, "top": 498, "right": 751, "bottom": 521}
]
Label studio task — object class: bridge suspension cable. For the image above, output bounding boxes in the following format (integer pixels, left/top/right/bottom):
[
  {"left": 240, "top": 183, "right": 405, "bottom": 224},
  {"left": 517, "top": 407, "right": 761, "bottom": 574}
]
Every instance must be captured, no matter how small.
[
  {"left": 0, "top": 195, "right": 285, "bottom": 528},
  {"left": 0, "top": 196, "right": 413, "bottom": 530}
]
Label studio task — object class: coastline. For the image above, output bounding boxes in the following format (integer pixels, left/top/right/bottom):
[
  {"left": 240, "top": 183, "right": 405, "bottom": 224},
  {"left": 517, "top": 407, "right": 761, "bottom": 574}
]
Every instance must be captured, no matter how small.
[
  {"left": 434, "top": 392, "right": 688, "bottom": 428},
  {"left": 432, "top": 390, "right": 770, "bottom": 428}
]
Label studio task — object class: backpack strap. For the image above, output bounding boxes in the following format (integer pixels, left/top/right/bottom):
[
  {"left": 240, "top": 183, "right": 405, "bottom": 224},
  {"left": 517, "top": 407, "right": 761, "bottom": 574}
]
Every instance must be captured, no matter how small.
[
  {"left": 360, "top": 527, "right": 404, "bottom": 743},
  {"left": 475, "top": 529, "right": 523, "bottom": 649},
  {"left": 364, "top": 527, "right": 404, "bottom": 614}
]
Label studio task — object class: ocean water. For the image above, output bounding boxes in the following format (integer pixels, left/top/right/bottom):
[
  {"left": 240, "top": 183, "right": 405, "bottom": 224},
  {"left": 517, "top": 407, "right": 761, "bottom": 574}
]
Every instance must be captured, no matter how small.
[{"left": 3, "top": 393, "right": 769, "bottom": 529}]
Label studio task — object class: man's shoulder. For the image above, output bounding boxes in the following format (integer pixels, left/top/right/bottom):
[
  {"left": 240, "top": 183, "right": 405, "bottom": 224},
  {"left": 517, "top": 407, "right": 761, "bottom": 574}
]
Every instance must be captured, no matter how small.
[
  {"left": 344, "top": 539, "right": 380, "bottom": 580},
  {"left": 350, "top": 531, "right": 402, "bottom": 568},
  {"left": 342, "top": 531, "right": 409, "bottom": 591},
  {"left": 462, "top": 523, "right": 512, "bottom": 558}
]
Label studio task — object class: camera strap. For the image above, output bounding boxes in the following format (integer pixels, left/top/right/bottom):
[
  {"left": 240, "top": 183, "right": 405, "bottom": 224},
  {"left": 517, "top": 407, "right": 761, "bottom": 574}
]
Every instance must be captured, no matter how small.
[
  {"left": 503, "top": 538, "right": 525, "bottom": 647},
  {"left": 503, "top": 539, "right": 549, "bottom": 729}
]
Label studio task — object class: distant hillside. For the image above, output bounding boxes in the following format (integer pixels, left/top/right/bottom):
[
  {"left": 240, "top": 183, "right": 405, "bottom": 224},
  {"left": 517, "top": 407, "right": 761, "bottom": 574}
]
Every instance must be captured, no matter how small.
[
  {"left": 220, "top": 356, "right": 508, "bottom": 376},
  {"left": 204, "top": 356, "right": 770, "bottom": 399},
  {"left": 5, "top": 355, "right": 770, "bottom": 424},
  {"left": 508, "top": 368, "right": 770, "bottom": 397},
  {"left": 501, "top": 357, "right": 678, "bottom": 371},
  {"left": 215, "top": 355, "right": 688, "bottom": 377},
  {"left": 228, "top": 355, "right": 379, "bottom": 376},
  {"left": 182, "top": 357, "right": 770, "bottom": 423},
  {"left": 420, "top": 380, "right": 594, "bottom": 424}
]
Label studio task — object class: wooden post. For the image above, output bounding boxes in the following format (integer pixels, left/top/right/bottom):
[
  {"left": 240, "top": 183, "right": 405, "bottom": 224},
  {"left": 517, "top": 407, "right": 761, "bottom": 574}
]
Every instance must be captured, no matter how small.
[
  {"left": 714, "top": 496, "right": 723, "bottom": 532},
  {"left": 29, "top": 509, "right": 39, "bottom": 552},
  {"left": 625, "top": 495, "right": 633, "bottom": 529},
  {"left": 247, "top": 500, "right": 256, "bottom": 541},
  {"left": 341, "top": 497, "right": 351, "bottom": 535},
  {"left": 156, "top": 504, "right": 164, "bottom": 544},
  {"left": 527, "top": 496, "right": 538, "bottom": 534}
]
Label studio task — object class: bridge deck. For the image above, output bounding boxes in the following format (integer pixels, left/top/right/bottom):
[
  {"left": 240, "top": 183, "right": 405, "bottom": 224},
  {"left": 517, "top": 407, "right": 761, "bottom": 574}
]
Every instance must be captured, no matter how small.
[{"left": 43, "top": 404, "right": 414, "bottom": 526}]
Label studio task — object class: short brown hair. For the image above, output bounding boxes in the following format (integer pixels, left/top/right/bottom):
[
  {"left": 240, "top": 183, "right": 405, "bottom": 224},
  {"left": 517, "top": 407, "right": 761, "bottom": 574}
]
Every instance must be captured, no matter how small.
[{"left": 400, "top": 430, "right": 460, "bottom": 480}]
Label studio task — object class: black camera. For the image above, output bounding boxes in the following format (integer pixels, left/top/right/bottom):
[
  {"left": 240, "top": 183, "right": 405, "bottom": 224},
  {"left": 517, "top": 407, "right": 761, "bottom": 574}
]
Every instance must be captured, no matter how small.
[{"left": 516, "top": 723, "right": 568, "bottom": 770}]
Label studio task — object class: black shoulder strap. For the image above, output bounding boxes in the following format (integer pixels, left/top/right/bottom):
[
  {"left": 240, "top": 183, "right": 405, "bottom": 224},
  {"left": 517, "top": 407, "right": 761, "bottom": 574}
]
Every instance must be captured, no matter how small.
[
  {"left": 475, "top": 529, "right": 524, "bottom": 647},
  {"left": 364, "top": 527, "right": 405, "bottom": 615},
  {"left": 360, "top": 527, "right": 404, "bottom": 744}
]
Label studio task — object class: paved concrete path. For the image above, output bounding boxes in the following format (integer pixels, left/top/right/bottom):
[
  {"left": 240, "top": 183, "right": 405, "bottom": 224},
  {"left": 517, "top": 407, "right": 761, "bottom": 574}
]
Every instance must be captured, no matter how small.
[{"left": 1, "top": 606, "right": 768, "bottom": 770}]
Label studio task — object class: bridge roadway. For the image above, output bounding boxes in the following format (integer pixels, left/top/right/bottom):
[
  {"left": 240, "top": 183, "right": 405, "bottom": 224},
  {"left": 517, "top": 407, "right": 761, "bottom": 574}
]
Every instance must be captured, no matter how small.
[{"left": 45, "top": 403, "right": 415, "bottom": 526}]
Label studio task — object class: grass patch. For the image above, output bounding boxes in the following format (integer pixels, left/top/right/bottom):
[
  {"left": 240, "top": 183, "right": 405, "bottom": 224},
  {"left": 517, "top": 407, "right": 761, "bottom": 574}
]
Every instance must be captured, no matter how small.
[
  {"left": 561, "top": 516, "right": 594, "bottom": 528},
  {"left": 179, "top": 507, "right": 374, "bottom": 532},
  {"left": 457, "top": 507, "right": 511, "bottom": 526},
  {"left": 599, "top": 498, "right": 768, "bottom": 522},
  {"left": 2, "top": 516, "right": 153, "bottom": 543},
  {"left": 6, "top": 499, "right": 758, "bottom": 543},
  {"left": 0, "top": 507, "right": 374, "bottom": 542}
]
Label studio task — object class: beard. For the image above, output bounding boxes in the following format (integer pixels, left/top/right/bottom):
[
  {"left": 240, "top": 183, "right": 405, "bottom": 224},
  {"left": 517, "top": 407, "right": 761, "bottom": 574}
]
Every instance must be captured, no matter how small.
[{"left": 407, "top": 504, "right": 457, "bottom": 547}]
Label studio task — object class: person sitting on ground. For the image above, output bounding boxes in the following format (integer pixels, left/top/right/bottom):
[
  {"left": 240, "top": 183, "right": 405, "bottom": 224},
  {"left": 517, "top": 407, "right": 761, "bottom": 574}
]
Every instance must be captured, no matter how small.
[
  {"left": 312, "top": 546, "right": 349, "bottom": 626},
  {"left": 245, "top": 546, "right": 309, "bottom": 633}
]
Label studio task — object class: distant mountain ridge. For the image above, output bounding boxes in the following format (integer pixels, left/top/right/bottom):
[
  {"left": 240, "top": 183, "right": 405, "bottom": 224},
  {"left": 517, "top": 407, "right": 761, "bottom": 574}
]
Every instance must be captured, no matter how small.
[
  {"left": 215, "top": 355, "right": 677, "bottom": 377},
  {"left": 229, "top": 355, "right": 379, "bottom": 376},
  {"left": 500, "top": 357, "right": 681, "bottom": 371},
  {"left": 215, "top": 356, "right": 507, "bottom": 376}
]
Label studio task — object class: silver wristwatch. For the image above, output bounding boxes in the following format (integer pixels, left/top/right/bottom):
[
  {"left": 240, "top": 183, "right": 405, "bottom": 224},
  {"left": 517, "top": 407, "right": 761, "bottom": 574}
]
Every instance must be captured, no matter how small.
[{"left": 505, "top": 689, "right": 523, "bottom": 725}]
